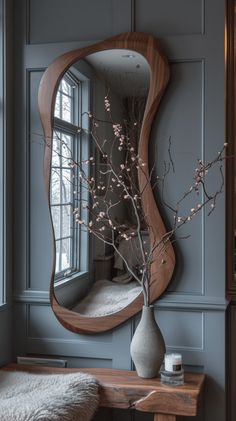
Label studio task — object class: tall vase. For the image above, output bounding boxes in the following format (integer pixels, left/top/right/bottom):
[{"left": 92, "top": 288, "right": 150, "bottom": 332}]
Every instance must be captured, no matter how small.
[{"left": 130, "top": 305, "right": 165, "bottom": 378}]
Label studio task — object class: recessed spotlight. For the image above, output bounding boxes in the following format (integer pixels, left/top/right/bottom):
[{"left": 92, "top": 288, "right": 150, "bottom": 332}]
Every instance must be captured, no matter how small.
[{"left": 121, "top": 54, "right": 136, "bottom": 58}]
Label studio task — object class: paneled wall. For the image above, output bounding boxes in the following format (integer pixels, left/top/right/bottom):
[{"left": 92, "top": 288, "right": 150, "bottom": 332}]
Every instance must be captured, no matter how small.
[
  {"left": 13, "top": 1, "right": 227, "bottom": 420},
  {"left": 227, "top": 304, "right": 236, "bottom": 421},
  {"left": 0, "top": 0, "right": 13, "bottom": 367}
]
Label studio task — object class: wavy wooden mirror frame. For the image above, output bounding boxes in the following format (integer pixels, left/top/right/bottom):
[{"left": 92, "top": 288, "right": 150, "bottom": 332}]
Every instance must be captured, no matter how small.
[{"left": 38, "top": 32, "right": 175, "bottom": 334}]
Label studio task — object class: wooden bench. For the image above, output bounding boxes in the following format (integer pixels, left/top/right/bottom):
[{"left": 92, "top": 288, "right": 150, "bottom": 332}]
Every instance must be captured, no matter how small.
[{"left": 2, "top": 364, "right": 205, "bottom": 421}]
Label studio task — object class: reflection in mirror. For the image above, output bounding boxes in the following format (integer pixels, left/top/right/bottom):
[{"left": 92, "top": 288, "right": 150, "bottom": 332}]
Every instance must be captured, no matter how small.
[
  {"left": 39, "top": 32, "right": 175, "bottom": 333},
  {"left": 51, "top": 50, "right": 150, "bottom": 317}
]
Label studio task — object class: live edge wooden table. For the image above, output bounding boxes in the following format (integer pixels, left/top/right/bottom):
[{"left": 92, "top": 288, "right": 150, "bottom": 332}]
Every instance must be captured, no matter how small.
[{"left": 3, "top": 364, "right": 205, "bottom": 421}]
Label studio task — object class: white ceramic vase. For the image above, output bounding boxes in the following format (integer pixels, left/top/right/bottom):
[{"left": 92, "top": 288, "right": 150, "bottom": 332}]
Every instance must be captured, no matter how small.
[{"left": 130, "top": 305, "right": 166, "bottom": 378}]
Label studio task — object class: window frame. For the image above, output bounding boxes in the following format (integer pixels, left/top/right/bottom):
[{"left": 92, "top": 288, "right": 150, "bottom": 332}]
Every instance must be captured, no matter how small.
[
  {"left": 51, "top": 128, "right": 79, "bottom": 280},
  {"left": 52, "top": 70, "right": 90, "bottom": 284}
]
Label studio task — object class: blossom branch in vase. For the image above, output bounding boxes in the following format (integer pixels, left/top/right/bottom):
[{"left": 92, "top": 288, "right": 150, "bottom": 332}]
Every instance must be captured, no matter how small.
[{"left": 48, "top": 93, "right": 226, "bottom": 308}]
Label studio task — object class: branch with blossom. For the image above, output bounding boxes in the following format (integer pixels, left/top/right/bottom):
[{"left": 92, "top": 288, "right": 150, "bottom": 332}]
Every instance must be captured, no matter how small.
[{"left": 48, "top": 93, "right": 226, "bottom": 307}]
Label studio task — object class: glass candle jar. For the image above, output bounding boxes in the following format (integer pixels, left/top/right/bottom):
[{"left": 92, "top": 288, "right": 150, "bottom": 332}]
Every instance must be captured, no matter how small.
[{"left": 160, "top": 353, "right": 184, "bottom": 385}]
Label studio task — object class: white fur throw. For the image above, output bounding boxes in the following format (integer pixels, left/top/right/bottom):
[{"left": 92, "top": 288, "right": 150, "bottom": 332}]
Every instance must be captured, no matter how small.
[
  {"left": 0, "top": 370, "right": 99, "bottom": 421},
  {"left": 72, "top": 279, "right": 141, "bottom": 317}
]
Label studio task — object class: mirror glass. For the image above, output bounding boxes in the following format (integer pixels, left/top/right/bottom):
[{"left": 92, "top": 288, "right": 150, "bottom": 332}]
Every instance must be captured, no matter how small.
[{"left": 50, "top": 49, "right": 150, "bottom": 317}]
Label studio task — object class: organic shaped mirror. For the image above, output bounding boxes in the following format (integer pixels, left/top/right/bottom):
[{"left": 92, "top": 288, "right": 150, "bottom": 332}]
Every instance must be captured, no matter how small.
[{"left": 38, "top": 33, "right": 175, "bottom": 333}]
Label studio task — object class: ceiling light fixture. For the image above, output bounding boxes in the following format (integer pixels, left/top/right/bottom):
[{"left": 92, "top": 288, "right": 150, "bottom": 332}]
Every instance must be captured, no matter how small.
[{"left": 121, "top": 54, "right": 136, "bottom": 58}]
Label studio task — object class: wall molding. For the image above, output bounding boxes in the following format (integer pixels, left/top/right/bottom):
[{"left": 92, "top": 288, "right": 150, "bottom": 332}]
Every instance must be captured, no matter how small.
[
  {"left": 25, "top": 68, "right": 31, "bottom": 290},
  {"left": 156, "top": 294, "right": 228, "bottom": 311},
  {"left": 13, "top": 289, "right": 228, "bottom": 311},
  {"left": 13, "top": 290, "right": 50, "bottom": 303},
  {"left": 23, "top": 39, "right": 208, "bottom": 70}
]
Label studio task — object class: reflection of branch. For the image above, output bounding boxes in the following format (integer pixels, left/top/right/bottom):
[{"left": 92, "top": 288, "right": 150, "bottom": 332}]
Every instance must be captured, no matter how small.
[{"left": 168, "top": 136, "right": 175, "bottom": 174}]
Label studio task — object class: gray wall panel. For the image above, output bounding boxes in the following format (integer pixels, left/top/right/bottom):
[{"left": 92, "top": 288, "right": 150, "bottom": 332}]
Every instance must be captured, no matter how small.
[
  {"left": 28, "top": 305, "right": 113, "bottom": 343},
  {"left": 227, "top": 304, "right": 236, "bottom": 421},
  {"left": 65, "top": 358, "right": 113, "bottom": 369},
  {"left": 135, "top": 0, "right": 204, "bottom": 36},
  {"left": 12, "top": 1, "right": 227, "bottom": 420},
  {"left": 29, "top": 0, "right": 131, "bottom": 44},
  {"left": 151, "top": 60, "right": 205, "bottom": 295},
  {"left": 203, "top": 312, "right": 226, "bottom": 421},
  {"left": 28, "top": 70, "right": 53, "bottom": 291},
  {"left": 14, "top": 302, "right": 133, "bottom": 369},
  {"left": 0, "top": 307, "right": 12, "bottom": 366},
  {"left": 158, "top": 309, "right": 204, "bottom": 350},
  {"left": 0, "top": 0, "right": 13, "bottom": 367}
]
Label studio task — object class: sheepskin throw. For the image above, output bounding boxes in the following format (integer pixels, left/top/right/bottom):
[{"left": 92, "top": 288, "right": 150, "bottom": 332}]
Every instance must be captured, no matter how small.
[
  {"left": 72, "top": 279, "right": 141, "bottom": 317},
  {"left": 0, "top": 370, "right": 99, "bottom": 421}
]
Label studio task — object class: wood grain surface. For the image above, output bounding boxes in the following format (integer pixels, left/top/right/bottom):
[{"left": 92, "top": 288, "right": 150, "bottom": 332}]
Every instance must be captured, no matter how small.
[
  {"left": 154, "top": 415, "right": 177, "bottom": 421},
  {"left": 3, "top": 364, "right": 204, "bottom": 417}
]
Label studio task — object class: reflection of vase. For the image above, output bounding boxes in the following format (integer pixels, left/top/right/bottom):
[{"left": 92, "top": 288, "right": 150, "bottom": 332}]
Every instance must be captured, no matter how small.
[{"left": 130, "top": 305, "right": 166, "bottom": 378}]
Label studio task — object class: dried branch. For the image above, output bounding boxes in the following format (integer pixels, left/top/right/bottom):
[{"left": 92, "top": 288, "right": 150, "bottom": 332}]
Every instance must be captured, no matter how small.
[{"left": 45, "top": 92, "right": 227, "bottom": 307}]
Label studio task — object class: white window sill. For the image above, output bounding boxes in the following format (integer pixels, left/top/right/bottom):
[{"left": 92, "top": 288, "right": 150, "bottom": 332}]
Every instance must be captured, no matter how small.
[{"left": 54, "top": 271, "right": 89, "bottom": 290}]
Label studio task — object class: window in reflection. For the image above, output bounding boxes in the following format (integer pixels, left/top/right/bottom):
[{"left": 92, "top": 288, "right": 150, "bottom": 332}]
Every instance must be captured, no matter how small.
[
  {"left": 55, "top": 76, "right": 74, "bottom": 123},
  {"left": 51, "top": 74, "right": 89, "bottom": 281},
  {"left": 51, "top": 132, "right": 74, "bottom": 275}
]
